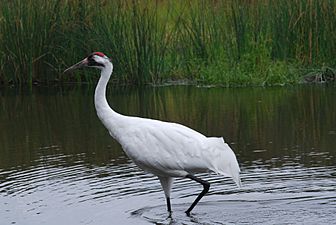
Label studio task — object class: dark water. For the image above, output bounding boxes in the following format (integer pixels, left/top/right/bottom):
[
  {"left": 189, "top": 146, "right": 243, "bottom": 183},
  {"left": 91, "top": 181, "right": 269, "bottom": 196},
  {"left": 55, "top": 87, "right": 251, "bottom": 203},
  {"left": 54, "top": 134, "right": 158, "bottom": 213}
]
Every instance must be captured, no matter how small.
[{"left": 0, "top": 85, "right": 335, "bottom": 225}]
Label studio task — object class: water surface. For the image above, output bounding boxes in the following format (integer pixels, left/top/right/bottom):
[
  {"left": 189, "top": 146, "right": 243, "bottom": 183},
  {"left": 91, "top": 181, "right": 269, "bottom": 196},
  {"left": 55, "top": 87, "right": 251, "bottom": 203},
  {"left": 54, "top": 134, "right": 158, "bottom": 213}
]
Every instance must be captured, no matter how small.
[{"left": 0, "top": 85, "right": 335, "bottom": 224}]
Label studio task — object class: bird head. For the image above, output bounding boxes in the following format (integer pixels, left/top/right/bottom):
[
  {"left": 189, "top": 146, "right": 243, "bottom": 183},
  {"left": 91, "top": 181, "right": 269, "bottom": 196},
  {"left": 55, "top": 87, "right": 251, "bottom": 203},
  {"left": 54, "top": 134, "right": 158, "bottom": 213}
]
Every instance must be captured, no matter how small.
[{"left": 64, "top": 52, "right": 111, "bottom": 73}]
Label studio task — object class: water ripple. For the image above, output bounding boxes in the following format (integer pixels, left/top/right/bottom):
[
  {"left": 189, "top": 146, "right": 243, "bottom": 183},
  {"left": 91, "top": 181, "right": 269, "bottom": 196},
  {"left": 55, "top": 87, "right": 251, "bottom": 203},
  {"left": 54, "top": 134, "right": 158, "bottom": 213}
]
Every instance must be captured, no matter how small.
[{"left": 0, "top": 151, "right": 335, "bottom": 224}]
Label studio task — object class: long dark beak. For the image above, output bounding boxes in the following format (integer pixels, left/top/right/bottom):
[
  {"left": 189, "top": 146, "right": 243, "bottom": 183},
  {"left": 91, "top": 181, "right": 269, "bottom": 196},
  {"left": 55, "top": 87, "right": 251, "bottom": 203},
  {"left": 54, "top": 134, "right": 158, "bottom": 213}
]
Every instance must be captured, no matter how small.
[{"left": 63, "top": 58, "right": 88, "bottom": 73}]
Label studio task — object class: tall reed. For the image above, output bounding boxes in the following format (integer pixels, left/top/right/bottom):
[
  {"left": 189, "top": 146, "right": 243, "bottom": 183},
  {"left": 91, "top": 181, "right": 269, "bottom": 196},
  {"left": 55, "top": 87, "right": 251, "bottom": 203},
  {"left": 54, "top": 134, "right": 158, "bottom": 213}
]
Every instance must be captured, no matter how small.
[
  {"left": 93, "top": 0, "right": 173, "bottom": 84},
  {"left": 0, "top": 0, "right": 60, "bottom": 85},
  {"left": 0, "top": 0, "right": 335, "bottom": 86}
]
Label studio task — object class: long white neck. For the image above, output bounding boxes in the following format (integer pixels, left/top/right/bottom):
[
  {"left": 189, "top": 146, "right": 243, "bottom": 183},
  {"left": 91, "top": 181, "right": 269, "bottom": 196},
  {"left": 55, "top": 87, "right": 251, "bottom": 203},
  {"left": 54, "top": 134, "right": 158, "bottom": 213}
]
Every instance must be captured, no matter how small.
[{"left": 94, "top": 62, "right": 121, "bottom": 138}]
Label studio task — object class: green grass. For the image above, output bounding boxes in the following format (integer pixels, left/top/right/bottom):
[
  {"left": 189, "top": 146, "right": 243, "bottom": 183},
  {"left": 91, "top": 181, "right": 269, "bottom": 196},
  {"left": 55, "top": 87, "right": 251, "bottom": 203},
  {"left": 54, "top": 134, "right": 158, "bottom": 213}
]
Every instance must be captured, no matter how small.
[
  {"left": 93, "top": 1, "right": 173, "bottom": 84},
  {"left": 0, "top": 0, "right": 335, "bottom": 86}
]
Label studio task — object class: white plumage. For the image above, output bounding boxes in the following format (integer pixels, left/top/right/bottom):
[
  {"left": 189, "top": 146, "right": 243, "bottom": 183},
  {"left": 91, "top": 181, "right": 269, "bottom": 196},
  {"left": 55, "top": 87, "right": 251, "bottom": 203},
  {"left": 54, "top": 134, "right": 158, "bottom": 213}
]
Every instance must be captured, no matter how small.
[{"left": 64, "top": 52, "right": 241, "bottom": 215}]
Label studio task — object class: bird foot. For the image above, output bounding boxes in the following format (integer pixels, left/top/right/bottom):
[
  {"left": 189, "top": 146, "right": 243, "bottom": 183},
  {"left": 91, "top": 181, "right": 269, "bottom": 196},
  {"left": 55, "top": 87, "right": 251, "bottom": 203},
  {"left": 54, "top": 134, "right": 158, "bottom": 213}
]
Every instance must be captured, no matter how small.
[{"left": 166, "top": 211, "right": 172, "bottom": 219}]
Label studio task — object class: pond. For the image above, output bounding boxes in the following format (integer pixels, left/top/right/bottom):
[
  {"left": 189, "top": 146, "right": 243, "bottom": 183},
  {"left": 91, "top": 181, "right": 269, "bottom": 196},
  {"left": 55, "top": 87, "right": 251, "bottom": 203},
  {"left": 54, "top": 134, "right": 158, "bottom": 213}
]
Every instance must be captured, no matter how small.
[{"left": 0, "top": 85, "right": 335, "bottom": 225}]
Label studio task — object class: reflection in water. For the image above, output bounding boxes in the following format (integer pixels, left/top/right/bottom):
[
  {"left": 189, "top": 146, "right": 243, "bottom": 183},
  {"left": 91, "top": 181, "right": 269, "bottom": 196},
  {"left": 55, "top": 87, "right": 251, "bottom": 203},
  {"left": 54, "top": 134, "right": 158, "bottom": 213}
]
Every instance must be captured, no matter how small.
[{"left": 0, "top": 85, "right": 335, "bottom": 224}]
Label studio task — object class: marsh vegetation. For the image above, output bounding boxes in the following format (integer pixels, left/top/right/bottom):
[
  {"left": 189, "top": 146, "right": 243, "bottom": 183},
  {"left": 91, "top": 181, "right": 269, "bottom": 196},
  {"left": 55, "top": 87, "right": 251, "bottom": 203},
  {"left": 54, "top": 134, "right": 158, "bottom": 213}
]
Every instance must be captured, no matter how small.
[{"left": 0, "top": 0, "right": 335, "bottom": 86}]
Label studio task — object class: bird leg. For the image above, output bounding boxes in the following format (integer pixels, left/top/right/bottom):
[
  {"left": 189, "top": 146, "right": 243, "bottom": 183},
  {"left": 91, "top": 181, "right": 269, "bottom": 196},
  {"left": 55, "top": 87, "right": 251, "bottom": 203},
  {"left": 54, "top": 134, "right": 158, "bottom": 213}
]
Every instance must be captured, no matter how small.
[
  {"left": 158, "top": 176, "right": 173, "bottom": 214},
  {"left": 166, "top": 197, "right": 171, "bottom": 212},
  {"left": 185, "top": 174, "right": 210, "bottom": 216}
]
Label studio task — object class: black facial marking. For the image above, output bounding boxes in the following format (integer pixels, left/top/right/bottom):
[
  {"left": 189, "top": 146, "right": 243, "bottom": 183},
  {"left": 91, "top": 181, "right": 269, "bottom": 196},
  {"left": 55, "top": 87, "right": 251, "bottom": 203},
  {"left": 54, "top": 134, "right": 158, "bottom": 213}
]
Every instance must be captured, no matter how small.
[{"left": 87, "top": 54, "right": 105, "bottom": 68}]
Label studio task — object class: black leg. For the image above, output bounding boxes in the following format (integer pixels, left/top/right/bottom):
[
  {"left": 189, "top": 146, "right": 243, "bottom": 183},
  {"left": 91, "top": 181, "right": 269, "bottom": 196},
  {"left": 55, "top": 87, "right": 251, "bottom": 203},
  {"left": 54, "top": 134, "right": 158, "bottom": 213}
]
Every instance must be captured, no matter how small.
[
  {"left": 166, "top": 197, "right": 171, "bottom": 212},
  {"left": 185, "top": 174, "right": 210, "bottom": 216}
]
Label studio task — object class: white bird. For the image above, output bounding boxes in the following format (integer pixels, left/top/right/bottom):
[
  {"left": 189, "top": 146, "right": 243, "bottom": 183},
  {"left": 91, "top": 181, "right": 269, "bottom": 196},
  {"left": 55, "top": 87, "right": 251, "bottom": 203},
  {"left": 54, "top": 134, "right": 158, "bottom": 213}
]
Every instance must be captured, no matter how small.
[{"left": 64, "top": 52, "right": 241, "bottom": 216}]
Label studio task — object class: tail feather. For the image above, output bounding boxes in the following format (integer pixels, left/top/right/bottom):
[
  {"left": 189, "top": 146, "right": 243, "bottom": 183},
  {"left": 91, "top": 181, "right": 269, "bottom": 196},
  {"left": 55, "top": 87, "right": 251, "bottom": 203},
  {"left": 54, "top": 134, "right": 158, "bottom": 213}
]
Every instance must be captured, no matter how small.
[{"left": 205, "top": 137, "right": 241, "bottom": 187}]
